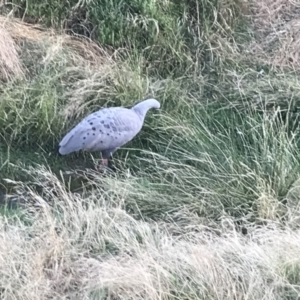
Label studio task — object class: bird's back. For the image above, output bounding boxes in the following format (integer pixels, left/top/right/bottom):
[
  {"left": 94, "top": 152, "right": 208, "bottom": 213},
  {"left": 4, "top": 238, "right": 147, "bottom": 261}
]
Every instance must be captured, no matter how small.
[{"left": 59, "top": 107, "right": 143, "bottom": 155}]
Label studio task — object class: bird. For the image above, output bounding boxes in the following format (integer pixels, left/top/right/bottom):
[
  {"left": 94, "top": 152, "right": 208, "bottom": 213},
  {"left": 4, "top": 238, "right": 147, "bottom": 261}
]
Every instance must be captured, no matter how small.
[{"left": 58, "top": 98, "right": 160, "bottom": 170}]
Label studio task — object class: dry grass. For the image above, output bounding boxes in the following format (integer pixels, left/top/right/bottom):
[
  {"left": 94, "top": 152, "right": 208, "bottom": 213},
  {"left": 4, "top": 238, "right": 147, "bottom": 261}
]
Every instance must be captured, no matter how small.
[
  {"left": 0, "top": 22, "right": 23, "bottom": 81},
  {"left": 250, "top": 0, "right": 300, "bottom": 69},
  {"left": 1, "top": 167, "right": 300, "bottom": 299},
  {"left": 0, "top": 15, "right": 113, "bottom": 66}
]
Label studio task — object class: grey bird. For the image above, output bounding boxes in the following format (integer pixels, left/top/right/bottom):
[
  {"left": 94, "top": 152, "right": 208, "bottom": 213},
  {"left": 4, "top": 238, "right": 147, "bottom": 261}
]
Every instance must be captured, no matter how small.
[{"left": 58, "top": 98, "right": 160, "bottom": 169}]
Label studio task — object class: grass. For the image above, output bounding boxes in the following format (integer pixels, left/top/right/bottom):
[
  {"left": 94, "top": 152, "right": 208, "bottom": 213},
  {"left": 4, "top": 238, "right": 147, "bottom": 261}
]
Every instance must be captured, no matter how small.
[
  {"left": 0, "top": 26, "right": 23, "bottom": 81},
  {"left": 2, "top": 167, "right": 300, "bottom": 299},
  {"left": 1, "top": 0, "right": 300, "bottom": 298}
]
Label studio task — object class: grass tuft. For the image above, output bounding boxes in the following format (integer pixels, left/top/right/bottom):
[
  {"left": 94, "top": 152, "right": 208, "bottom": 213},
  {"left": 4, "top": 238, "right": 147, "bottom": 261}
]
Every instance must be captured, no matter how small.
[{"left": 0, "top": 25, "right": 23, "bottom": 81}]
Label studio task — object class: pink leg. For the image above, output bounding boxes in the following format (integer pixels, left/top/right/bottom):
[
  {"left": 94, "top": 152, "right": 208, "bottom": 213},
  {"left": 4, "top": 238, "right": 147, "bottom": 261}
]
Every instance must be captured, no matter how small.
[
  {"left": 101, "top": 158, "right": 108, "bottom": 166},
  {"left": 96, "top": 158, "right": 108, "bottom": 172}
]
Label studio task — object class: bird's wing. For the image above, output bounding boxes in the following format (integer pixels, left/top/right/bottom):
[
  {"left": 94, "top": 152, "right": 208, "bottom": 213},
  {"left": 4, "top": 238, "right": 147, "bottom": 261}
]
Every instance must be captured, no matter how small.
[{"left": 58, "top": 107, "right": 143, "bottom": 155}]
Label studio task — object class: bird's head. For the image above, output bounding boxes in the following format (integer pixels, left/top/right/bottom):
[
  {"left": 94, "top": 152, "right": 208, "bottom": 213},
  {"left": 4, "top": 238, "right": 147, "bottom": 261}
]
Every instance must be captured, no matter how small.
[{"left": 144, "top": 98, "right": 160, "bottom": 110}]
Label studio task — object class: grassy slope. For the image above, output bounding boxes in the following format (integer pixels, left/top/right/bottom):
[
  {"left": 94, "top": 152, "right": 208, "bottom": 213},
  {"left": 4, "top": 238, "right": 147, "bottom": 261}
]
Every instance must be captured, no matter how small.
[{"left": 1, "top": 0, "right": 300, "bottom": 299}]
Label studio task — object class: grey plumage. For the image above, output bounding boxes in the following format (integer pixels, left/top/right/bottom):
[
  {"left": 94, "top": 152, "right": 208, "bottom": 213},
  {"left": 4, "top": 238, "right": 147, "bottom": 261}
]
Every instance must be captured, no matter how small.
[{"left": 58, "top": 98, "right": 160, "bottom": 161}]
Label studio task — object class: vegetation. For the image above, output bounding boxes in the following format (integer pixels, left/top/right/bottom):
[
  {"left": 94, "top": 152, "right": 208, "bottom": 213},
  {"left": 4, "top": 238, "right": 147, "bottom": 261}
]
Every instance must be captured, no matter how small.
[{"left": 1, "top": 0, "right": 300, "bottom": 298}]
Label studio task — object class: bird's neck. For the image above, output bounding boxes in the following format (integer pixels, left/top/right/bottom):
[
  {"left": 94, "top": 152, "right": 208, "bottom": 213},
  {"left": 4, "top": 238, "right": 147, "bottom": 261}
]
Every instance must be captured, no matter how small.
[{"left": 132, "top": 103, "right": 151, "bottom": 120}]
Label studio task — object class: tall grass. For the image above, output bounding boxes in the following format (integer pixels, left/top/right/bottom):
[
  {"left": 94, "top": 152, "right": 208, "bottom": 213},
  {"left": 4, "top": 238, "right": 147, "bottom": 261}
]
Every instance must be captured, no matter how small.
[
  {"left": 0, "top": 26, "right": 23, "bottom": 81},
  {"left": 7, "top": 0, "right": 246, "bottom": 76},
  {"left": 1, "top": 0, "right": 300, "bottom": 298},
  {"left": 1, "top": 164, "right": 300, "bottom": 299}
]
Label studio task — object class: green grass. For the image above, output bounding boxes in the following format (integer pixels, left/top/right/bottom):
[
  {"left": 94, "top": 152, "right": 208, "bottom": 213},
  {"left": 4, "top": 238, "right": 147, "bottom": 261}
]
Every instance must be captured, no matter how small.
[{"left": 0, "top": 0, "right": 300, "bottom": 298}]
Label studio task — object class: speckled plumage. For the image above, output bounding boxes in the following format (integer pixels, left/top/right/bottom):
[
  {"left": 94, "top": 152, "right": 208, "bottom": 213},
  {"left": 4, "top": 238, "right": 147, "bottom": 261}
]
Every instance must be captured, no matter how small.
[{"left": 58, "top": 99, "right": 160, "bottom": 162}]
